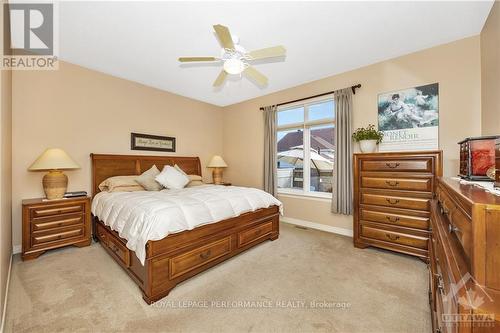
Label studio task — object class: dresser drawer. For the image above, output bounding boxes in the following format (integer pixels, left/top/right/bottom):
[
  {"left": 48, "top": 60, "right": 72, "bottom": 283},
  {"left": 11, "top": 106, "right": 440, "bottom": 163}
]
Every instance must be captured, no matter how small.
[
  {"left": 361, "top": 176, "right": 432, "bottom": 192},
  {"left": 361, "top": 158, "right": 433, "bottom": 173},
  {"left": 238, "top": 221, "right": 274, "bottom": 247},
  {"left": 360, "top": 208, "right": 429, "bottom": 230},
  {"left": 32, "top": 227, "right": 84, "bottom": 245},
  {"left": 360, "top": 224, "right": 428, "bottom": 249},
  {"left": 31, "top": 213, "right": 84, "bottom": 232},
  {"left": 169, "top": 237, "right": 231, "bottom": 279},
  {"left": 361, "top": 193, "right": 430, "bottom": 211},
  {"left": 437, "top": 187, "right": 473, "bottom": 262},
  {"left": 30, "top": 203, "right": 85, "bottom": 218}
]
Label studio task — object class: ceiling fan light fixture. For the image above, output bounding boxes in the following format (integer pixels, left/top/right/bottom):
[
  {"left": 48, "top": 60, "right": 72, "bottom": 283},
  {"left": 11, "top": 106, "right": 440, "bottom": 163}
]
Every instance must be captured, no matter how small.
[{"left": 223, "top": 58, "right": 245, "bottom": 75}]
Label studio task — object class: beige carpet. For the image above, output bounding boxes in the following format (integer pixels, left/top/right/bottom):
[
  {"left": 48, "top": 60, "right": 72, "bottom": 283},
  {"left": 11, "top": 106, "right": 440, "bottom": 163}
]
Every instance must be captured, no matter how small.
[{"left": 4, "top": 223, "right": 430, "bottom": 333}]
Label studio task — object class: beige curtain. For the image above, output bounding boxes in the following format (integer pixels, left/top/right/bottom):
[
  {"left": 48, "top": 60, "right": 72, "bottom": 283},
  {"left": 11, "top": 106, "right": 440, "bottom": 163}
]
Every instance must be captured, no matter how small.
[
  {"left": 263, "top": 105, "right": 278, "bottom": 196},
  {"left": 332, "top": 88, "right": 353, "bottom": 215}
]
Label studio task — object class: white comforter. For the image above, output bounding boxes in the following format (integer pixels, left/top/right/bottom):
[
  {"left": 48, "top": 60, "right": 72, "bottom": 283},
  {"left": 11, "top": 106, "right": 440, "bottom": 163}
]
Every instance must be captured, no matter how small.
[{"left": 92, "top": 185, "right": 282, "bottom": 264}]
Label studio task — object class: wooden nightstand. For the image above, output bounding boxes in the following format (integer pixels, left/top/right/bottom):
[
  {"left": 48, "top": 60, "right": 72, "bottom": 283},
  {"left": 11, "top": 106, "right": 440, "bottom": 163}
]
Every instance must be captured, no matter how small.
[{"left": 22, "top": 196, "right": 92, "bottom": 260}]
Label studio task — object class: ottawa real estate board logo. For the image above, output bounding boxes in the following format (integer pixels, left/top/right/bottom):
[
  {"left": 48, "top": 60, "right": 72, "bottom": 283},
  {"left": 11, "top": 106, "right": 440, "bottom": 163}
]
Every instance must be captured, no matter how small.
[{"left": 2, "top": 2, "right": 58, "bottom": 70}]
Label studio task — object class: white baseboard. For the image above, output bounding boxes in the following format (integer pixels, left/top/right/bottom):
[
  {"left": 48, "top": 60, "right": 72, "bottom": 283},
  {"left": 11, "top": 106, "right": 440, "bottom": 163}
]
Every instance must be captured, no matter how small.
[
  {"left": 0, "top": 254, "right": 12, "bottom": 333},
  {"left": 280, "top": 216, "right": 353, "bottom": 237},
  {"left": 11, "top": 246, "right": 20, "bottom": 255}
]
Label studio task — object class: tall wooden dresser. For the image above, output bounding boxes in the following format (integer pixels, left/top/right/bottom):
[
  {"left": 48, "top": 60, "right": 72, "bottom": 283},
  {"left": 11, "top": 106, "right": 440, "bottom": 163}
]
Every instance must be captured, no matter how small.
[
  {"left": 430, "top": 177, "right": 499, "bottom": 332},
  {"left": 353, "top": 151, "right": 442, "bottom": 261}
]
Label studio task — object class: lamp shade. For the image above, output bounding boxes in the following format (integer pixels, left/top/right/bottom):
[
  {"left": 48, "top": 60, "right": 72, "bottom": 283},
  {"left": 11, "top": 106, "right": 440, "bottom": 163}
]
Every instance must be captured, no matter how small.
[
  {"left": 28, "top": 148, "right": 80, "bottom": 171},
  {"left": 207, "top": 155, "right": 228, "bottom": 168}
]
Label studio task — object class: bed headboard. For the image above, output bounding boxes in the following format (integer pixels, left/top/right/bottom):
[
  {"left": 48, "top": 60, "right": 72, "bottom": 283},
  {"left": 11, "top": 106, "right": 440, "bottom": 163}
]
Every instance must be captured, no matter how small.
[{"left": 90, "top": 153, "right": 202, "bottom": 197}]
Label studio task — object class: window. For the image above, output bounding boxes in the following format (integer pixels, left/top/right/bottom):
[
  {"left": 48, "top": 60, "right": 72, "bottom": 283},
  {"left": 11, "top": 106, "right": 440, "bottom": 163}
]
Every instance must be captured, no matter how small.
[{"left": 276, "top": 97, "right": 335, "bottom": 197}]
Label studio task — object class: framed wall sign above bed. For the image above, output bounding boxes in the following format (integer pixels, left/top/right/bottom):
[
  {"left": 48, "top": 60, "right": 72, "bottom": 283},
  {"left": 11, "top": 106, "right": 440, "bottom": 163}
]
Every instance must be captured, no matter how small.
[{"left": 131, "top": 132, "right": 176, "bottom": 152}]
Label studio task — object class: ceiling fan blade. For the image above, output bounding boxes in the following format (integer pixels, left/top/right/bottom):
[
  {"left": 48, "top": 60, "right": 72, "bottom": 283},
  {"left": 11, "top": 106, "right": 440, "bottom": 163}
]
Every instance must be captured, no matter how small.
[
  {"left": 248, "top": 46, "right": 286, "bottom": 60},
  {"left": 178, "top": 57, "right": 218, "bottom": 62},
  {"left": 244, "top": 66, "right": 268, "bottom": 86},
  {"left": 213, "top": 70, "right": 228, "bottom": 87},
  {"left": 213, "top": 24, "right": 235, "bottom": 50}
]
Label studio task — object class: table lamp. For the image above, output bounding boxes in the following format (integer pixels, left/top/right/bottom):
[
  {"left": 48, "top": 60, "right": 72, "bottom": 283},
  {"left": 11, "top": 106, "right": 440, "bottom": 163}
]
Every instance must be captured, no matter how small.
[
  {"left": 207, "top": 155, "right": 227, "bottom": 184},
  {"left": 28, "top": 148, "right": 80, "bottom": 200}
]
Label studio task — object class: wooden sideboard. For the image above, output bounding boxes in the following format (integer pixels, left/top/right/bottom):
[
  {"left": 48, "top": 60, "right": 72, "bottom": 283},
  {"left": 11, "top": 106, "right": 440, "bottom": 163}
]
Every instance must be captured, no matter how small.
[
  {"left": 353, "top": 151, "right": 443, "bottom": 261},
  {"left": 430, "top": 177, "right": 500, "bottom": 332}
]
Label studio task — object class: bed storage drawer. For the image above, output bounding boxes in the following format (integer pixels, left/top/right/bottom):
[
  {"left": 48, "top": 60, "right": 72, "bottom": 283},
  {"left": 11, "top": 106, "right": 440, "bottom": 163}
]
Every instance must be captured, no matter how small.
[
  {"left": 107, "top": 235, "right": 131, "bottom": 268},
  {"left": 237, "top": 220, "right": 274, "bottom": 247},
  {"left": 96, "top": 223, "right": 131, "bottom": 267},
  {"left": 169, "top": 237, "right": 231, "bottom": 279}
]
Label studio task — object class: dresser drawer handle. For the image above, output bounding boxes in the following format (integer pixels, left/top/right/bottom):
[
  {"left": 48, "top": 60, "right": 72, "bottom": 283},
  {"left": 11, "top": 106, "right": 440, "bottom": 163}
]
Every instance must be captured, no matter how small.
[
  {"left": 448, "top": 223, "right": 459, "bottom": 234},
  {"left": 199, "top": 250, "right": 211, "bottom": 260},
  {"left": 386, "top": 198, "right": 400, "bottom": 205},
  {"left": 385, "top": 180, "right": 399, "bottom": 187},
  {"left": 386, "top": 162, "right": 400, "bottom": 169},
  {"left": 436, "top": 274, "right": 445, "bottom": 295},
  {"left": 386, "top": 234, "right": 400, "bottom": 241},
  {"left": 386, "top": 216, "right": 400, "bottom": 223}
]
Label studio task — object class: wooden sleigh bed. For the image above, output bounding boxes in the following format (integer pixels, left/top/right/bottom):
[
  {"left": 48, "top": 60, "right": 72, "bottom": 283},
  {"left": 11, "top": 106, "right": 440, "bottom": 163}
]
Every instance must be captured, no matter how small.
[{"left": 91, "top": 154, "right": 280, "bottom": 304}]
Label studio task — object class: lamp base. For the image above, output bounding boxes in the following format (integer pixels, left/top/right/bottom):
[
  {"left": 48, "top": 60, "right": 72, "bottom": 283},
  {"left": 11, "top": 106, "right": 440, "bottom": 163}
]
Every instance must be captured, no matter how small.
[
  {"left": 212, "top": 168, "right": 224, "bottom": 185},
  {"left": 43, "top": 170, "right": 68, "bottom": 200}
]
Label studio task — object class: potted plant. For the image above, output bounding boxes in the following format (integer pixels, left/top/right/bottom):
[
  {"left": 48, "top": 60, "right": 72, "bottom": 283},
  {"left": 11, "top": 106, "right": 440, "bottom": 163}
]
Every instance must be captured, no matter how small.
[{"left": 352, "top": 124, "right": 384, "bottom": 153}]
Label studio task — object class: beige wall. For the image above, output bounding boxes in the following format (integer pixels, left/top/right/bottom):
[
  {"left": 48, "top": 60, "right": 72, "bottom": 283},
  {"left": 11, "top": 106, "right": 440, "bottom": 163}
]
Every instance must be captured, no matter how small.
[
  {"left": 11, "top": 61, "right": 224, "bottom": 248},
  {"left": 0, "top": 0, "right": 12, "bottom": 325},
  {"left": 222, "top": 36, "right": 481, "bottom": 231},
  {"left": 481, "top": 0, "right": 500, "bottom": 135}
]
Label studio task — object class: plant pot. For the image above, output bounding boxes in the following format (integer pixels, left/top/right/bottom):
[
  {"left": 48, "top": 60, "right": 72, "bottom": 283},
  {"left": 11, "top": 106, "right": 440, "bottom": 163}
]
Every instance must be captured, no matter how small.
[{"left": 359, "top": 140, "right": 378, "bottom": 153}]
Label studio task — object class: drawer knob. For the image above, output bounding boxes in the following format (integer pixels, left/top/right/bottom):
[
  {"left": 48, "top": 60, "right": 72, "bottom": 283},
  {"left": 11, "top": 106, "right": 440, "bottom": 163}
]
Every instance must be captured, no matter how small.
[
  {"left": 386, "top": 234, "right": 400, "bottom": 241},
  {"left": 386, "top": 198, "right": 400, "bottom": 205},
  {"left": 386, "top": 162, "right": 400, "bottom": 168},
  {"left": 199, "top": 250, "right": 211, "bottom": 260},
  {"left": 385, "top": 180, "right": 399, "bottom": 187},
  {"left": 448, "top": 223, "right": 459, "bottom": 234},
  {"left": 386, "top": 216, "right": 400, "bottom": 223}
]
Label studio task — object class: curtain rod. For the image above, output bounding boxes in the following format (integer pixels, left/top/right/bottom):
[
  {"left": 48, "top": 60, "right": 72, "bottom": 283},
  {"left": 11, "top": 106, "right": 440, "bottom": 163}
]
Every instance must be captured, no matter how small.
[{"left": 259, "top": 84, "right": 361, "bottom": 110}]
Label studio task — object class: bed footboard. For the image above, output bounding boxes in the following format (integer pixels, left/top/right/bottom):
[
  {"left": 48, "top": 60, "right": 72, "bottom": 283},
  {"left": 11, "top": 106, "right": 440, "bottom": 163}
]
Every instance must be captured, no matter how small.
[{"left": 93, "top": 205, "right": 280, "bottom": 304}]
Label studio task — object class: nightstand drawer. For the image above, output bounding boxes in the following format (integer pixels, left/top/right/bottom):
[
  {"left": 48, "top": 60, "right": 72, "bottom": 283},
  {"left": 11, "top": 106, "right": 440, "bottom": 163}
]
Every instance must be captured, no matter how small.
[
  {"left": 30, "top": 203, "right": 85, "bottom": 218},
  {"left": 31, "top": 213, "right": 84, "bottom": 232},
  {"left": 32, "top": 227, "right": 84, "bottom": 245}
]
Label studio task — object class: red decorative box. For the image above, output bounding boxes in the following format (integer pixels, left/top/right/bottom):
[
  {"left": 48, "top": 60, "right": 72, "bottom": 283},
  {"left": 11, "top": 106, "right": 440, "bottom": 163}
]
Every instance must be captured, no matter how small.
[
  {"left": 458, "top": 136, "right": 499, "bottom": 181},
  {"left": 496, "top": 138, "right": 500, "bottom": 188}
]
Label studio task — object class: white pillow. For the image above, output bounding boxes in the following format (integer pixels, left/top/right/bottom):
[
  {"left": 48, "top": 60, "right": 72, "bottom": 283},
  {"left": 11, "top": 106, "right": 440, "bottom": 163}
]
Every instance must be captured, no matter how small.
[{"left": 155, "top": 165, "right": 190, "bottom": 189}]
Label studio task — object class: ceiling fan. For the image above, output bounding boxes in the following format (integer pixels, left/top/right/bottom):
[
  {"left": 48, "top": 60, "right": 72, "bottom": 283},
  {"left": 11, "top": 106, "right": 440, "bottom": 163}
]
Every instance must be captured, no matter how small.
[{"left": 178, "top": 24, "right": 286, "bottom": 87}]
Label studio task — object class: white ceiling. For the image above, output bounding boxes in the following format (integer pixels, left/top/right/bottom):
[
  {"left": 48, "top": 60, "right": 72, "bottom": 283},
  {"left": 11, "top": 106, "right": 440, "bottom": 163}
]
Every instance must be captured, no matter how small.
[{"left": 59, "top": 1, "right": 494, "bottom": 107}]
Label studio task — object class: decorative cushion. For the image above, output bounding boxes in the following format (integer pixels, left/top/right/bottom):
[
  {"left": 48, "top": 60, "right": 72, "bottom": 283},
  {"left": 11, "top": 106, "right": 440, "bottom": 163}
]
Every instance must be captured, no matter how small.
[
  {"left": 186, "top": 180, "right": 205, "bottom": 187},
  {"left": 174, "top": 164, "right": 187, "bottom": 176},
  {"left": 136, "top": 165, "right": 162, "bottom": 191},
  {"left": 98, "top": 175, "right": 144, "bottom": 192},
  {"left": 188, "top": 174, "right": 202, "bottom": 182},
  {"left": 155, "top": 165, "right": 190, "bottom": 189}
]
